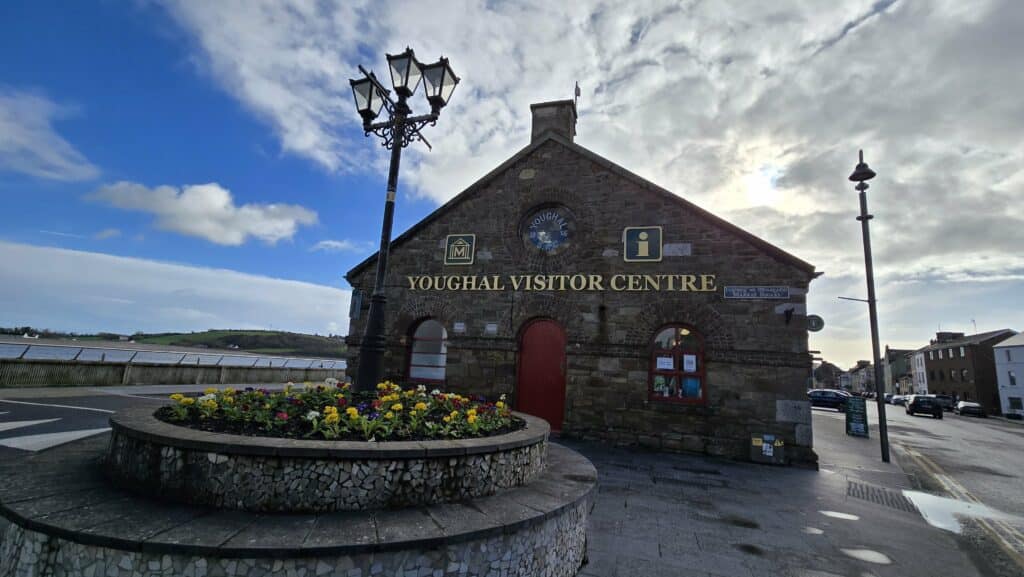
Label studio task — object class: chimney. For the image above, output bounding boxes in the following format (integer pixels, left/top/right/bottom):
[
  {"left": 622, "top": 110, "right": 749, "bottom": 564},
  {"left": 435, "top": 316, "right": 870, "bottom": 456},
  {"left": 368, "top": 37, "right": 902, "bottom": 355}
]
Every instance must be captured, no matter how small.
[{"left": 530, "top": 100, "right": 577, "bottom": 144}]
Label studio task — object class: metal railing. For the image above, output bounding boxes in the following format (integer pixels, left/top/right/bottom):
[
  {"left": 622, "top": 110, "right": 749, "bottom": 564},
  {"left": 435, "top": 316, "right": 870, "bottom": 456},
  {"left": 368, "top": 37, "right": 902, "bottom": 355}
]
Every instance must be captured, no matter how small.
[{"left": 0, "top": 342, "right": 346, "bottom": 370}]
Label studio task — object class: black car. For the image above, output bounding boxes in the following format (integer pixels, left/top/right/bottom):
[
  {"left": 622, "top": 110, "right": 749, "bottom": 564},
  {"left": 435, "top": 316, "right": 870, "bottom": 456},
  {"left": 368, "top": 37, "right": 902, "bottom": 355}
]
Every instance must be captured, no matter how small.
[
  {"left": 932, "top": 394, "right": 955, "bottom": 412},
  {"left": 906, "top": 395, "right": 943, "bottom": 419},
  {"left": 808, "top": 389, "right": 849, "bottom": 411}
]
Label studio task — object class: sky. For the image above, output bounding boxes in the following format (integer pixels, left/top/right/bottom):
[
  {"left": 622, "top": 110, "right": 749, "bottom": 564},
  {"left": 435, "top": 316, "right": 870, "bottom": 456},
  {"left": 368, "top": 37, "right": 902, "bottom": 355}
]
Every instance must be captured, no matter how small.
[{"left": 0, "top": 0, "right": 1021, "bottom": 367}]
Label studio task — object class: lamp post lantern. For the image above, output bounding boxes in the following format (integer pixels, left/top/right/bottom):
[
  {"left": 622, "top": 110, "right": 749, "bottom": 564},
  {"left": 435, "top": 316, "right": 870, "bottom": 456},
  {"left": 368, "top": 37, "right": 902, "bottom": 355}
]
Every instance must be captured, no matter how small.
[
  {"left": 349, "top": 47, "right": 460, "bottom": 393},
  {"left": 849, "top": 149, "right": 891, "bottom": 463}
]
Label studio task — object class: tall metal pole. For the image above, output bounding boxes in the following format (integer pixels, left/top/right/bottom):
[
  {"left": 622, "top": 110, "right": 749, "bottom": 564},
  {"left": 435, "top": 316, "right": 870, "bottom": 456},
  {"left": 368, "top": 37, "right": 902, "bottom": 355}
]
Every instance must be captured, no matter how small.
[
  {"left": 852, "top": 150, "right": 890, "bottom": 463},
  {"left": 355, "top": 97, "right": 408, "bottom": 392}
]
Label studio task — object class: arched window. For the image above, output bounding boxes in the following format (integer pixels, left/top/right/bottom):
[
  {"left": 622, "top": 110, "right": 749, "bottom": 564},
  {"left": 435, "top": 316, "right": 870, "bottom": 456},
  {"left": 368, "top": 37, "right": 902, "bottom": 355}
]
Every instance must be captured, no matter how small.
[
  {"left": 650, "top": 325, "right": 705, "bottom": 403},
  {"left": 408, "top": 319, "right": 447, "bottom": 383}
]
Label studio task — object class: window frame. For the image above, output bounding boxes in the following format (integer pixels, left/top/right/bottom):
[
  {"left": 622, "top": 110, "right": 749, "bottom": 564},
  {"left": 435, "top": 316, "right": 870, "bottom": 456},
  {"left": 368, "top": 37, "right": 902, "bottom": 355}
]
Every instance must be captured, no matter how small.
[
  {"left": 407, "top": 318, "right": 448, "bottom": 385},
  {"left": 648, "top": 324, "right": 707, "bottom": 405}
]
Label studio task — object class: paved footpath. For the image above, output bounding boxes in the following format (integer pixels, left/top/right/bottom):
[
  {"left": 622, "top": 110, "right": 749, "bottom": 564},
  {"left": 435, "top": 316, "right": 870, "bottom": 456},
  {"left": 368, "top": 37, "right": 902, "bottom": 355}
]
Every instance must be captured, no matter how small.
[
  {"left": 0, "top": 386, "right": 1017, "bottom": 576},
  {"left": 565, "top": 410, "right": 1012, "bottom": 577}
]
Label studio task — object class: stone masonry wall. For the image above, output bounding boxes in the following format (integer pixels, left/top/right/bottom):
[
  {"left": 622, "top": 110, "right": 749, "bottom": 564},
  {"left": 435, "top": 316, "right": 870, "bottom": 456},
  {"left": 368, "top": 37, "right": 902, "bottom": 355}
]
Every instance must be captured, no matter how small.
[
  {"left": 105, "top": 427, "right": 547, "bottom": 513},
  {"left": 346, "top": 137, "right": 816, "bottom": 464},
  {"left": 0, "top": 499, "right": 589, "bottom": 577}
]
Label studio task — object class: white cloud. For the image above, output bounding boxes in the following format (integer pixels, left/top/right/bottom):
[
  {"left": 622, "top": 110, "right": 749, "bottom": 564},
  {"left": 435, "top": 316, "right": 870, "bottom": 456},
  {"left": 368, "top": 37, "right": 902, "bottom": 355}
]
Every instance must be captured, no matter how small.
[
  {"left": 158, "top": 0, "right": 1024, "bottom": 366},
  {"left": 0, "top": 241, "right": 349, "bottom": 336},
  {"left": 0, "top": 87, "right": 99, "bottom": 181},
  {"left": 92, "top": 181, "right": 318, "bottom": 246},
  {"left": 94, "top": 228, "right": 121, "bottom": 240},
  {"left": 39, "top": 230, "right": 86, "bottom": 239},
  {"left": 311, "top": 239, "right": 372, "bottom": 253}
]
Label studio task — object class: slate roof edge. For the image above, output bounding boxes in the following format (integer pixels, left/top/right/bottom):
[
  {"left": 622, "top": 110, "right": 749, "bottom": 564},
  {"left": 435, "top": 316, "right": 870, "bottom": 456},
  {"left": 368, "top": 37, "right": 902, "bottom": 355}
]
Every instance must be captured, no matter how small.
[
  {"left": 345, "top": 133, "right": 817, "bottom": 282},
  {"left": 918, "top": 329, "right": 1017, "bottom": 351}
]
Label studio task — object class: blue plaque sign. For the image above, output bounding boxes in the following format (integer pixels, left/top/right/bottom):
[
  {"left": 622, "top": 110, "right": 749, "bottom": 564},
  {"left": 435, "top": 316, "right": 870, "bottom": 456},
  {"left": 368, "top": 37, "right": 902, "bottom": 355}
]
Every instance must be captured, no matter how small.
[{"left": 723, "top": 286, "right": 791, "bottom": 299}]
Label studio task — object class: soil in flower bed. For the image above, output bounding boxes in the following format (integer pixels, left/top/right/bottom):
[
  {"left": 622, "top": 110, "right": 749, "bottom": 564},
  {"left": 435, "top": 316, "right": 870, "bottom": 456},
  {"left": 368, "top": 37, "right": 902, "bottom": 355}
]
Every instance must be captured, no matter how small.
[{"left": 152, "top": 405, "right": 526, "bottom": 442}]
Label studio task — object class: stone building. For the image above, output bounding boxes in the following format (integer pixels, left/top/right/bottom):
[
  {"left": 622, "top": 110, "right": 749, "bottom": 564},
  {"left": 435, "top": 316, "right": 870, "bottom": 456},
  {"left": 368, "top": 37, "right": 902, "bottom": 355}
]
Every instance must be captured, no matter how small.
[{"left": 346, "top": 100, "right": 819, "bottom": 465}]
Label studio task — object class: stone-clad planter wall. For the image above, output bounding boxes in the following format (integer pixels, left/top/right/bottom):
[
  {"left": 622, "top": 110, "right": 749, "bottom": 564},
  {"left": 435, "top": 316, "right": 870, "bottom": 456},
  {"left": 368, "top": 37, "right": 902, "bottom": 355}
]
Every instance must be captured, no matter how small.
[
  {"left": 105, "top": 407, "right": 549, "bottom": 513},
  {"left": 1, "top": 501, "right": 587, "bottom": 577},
  {"left": 1, "top": 434, "right": 596, "bottom": 577}
]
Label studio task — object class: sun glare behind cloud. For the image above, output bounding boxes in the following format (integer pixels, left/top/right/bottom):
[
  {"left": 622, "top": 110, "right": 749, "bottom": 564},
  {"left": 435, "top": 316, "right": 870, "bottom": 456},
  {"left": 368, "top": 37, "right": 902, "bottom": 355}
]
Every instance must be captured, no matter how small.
[{"left": 744, "top": 166, "right": 783, "bottom": 207}]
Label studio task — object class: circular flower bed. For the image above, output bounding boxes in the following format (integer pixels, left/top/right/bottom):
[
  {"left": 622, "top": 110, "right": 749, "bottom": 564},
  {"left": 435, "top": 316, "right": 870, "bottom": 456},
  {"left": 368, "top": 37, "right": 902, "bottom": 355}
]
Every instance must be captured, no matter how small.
[{"left": 156, "top": 379, "right": 523, "bottom": 441}]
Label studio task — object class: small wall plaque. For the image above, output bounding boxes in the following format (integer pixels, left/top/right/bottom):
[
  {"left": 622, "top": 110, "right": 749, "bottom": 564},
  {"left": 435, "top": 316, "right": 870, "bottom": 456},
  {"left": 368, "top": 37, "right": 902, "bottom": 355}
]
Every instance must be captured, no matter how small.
[
  {"left": 623, "top": 226, "right": 663, "bottom": 262},
  {"left": 444, "top": 234, "right": 476, "bottom": 265},
  {"left": 484, "top": 322, "right": 498, "bottom": 336},
  {"left": 453, "top": 322, "right": 467, "bottom": 334},
  {"left": 723, "top": 286, "right": 790, "bottom": 299}
]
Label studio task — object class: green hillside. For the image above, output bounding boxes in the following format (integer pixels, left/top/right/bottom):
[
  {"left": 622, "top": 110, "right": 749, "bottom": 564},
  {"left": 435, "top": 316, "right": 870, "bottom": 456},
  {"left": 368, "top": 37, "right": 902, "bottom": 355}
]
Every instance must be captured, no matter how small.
[{"left": 134, "top": 330, "right": 346, "bottom": 358}]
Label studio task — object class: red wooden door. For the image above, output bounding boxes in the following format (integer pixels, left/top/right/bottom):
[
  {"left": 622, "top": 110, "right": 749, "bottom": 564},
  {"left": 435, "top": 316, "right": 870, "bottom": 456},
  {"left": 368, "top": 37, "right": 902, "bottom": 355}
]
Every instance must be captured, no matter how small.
[{"left": 517, "top": 319, "right": 567, "bottom": 431}]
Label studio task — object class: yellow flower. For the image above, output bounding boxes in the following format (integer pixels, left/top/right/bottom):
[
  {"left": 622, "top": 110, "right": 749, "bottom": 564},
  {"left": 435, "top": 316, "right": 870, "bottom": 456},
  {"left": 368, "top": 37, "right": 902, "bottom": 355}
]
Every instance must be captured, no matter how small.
[
  {"left": 222, "top": 396, "right": 234, "bottom": 405},
  {"left": 170, "top": 393, "right": 184, "bottom": 402},
  {"left": 449, "top": 410, "right": 459, "bottom": 418},
  {"left": 409, "top": 410, "right": 418, "bottom": 417},
  {"left": 391, "top": 403, "right": 403, "bottom": 412},
  {"left": 443, "top": 416, "right": 452, "bottom": 423},
  {"left": 200, "top": 400, "right": 218, "bottom": 410},
  {"left": 414, "top": 402, "right": 428, "bottom": 412},
  {"left": 466, "top": 409, "right": 478, "bottom": 417},
  {"left": 204, "top": 387, "right": 218, "bottom": 395},
  {"left": 384, "top": 411, "right": 395, "bottom": 420},
  {"left": 345, "top": 407, "right": 359, "bottom": 417},
  {"left": 323, "top": 406, "right": 338, "bottom": 415},
  {"left": 325, "top": 412, "right": 340, "bottom": 425},
  {"left": 495, "top": 401, "right": 505, "bottom": 409},
  {"left": 181, "top": 397, "right": 195, "bottom": 406},
  {"left": 223, "top": 387, "right": 236, "bottom": 395},
  {"left": 377, "top": 383, "right": 388, "bottom": 391},
  {"left": 467, "top": 414, "right": 478, "bottom": 424},
  {"left": 404, "top": 390, "right": 415, "bottom": 398}
]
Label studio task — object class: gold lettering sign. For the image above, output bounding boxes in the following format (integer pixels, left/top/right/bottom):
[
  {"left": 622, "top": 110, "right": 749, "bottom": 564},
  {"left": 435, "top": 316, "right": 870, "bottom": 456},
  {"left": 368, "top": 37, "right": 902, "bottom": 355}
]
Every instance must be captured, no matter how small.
[{"left": 406, "top": 274, "right": 716, "bottom": 292}]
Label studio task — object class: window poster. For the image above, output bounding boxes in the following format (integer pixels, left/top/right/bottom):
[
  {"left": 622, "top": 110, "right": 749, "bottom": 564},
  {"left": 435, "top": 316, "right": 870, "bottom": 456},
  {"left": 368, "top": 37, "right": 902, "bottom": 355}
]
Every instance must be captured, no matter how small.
[
  {"left": 656, "top": 356, "right": 674, "bottom": 370},
  {"left": 683, "top": 377, "right": 702, "bottom": 398},
  {"left": 683, "top": 354, "right": 697, "bottom": 372}
]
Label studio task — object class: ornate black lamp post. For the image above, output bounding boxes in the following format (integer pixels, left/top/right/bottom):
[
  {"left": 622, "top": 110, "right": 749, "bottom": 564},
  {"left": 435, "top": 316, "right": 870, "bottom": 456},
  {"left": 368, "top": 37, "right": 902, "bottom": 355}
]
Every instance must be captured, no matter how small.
[
  {"left": 849, "top": 150, "right": 891, "bottom": 463},
  {"left": 349, "top": 48, "right": 459, "bottom": 392}
]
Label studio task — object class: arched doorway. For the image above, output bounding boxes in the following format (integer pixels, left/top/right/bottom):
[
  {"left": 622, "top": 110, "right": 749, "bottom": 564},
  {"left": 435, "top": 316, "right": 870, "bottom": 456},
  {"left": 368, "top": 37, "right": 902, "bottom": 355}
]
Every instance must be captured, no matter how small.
[{"left": 517, "top": 318, "right": 567, "bottom": 431}]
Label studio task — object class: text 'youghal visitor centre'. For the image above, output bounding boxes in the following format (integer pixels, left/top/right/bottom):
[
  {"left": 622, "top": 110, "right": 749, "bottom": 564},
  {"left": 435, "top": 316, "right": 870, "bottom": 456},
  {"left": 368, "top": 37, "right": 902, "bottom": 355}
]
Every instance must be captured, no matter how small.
[{"left": 347, "top": 100, "right": 820, "bottom": 466}]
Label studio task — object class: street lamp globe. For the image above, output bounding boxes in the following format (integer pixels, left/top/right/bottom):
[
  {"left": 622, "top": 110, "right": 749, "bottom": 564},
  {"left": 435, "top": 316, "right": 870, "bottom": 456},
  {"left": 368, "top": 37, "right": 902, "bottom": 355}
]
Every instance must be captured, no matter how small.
[
  {"left": 848, "top": 149, "right": 876, "bottom": 182},
  {"left": 420, "top": 57, "right": 460, "bottom": 114},
  {"left": 386, "top": 47, "right": 422, "bottom": 98},
  {"left": 349, "top": 74, "right": 387, "bottom": 124}
]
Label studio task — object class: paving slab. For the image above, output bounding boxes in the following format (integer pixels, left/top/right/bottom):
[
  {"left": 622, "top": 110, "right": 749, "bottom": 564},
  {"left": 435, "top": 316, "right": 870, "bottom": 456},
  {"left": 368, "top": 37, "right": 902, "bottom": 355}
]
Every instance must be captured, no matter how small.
[{"left": 559, "top": 423, "right": 993, "bottom": 577}]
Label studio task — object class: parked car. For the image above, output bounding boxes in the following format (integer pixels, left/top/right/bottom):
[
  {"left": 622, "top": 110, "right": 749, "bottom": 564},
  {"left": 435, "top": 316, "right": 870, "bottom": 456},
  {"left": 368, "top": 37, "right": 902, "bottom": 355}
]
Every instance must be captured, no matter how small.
[
  {"left": 954, "top": 401, "right": 986, "bottom": 417},
  {"left": 932, "top": 394, "right": 955, "bottom": 412},
  {"left": 884, "top": 393, "right": 894, "bottom": 404},
  {"left": 808, "top": 389, "right": 849, "bottom": 411},
  {"left": 906, "top": 395, "right": 943, "bottom": 418},
  {"left": 891, "top": 395, "right": 907, "bottom": 406}
]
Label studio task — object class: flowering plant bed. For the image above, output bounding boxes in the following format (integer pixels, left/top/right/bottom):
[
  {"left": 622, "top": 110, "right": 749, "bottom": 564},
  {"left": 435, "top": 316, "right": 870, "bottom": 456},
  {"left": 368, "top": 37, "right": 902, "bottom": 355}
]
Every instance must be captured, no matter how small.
[{"left": 155, "top": 380, "right": 523, "bottom": 442}]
